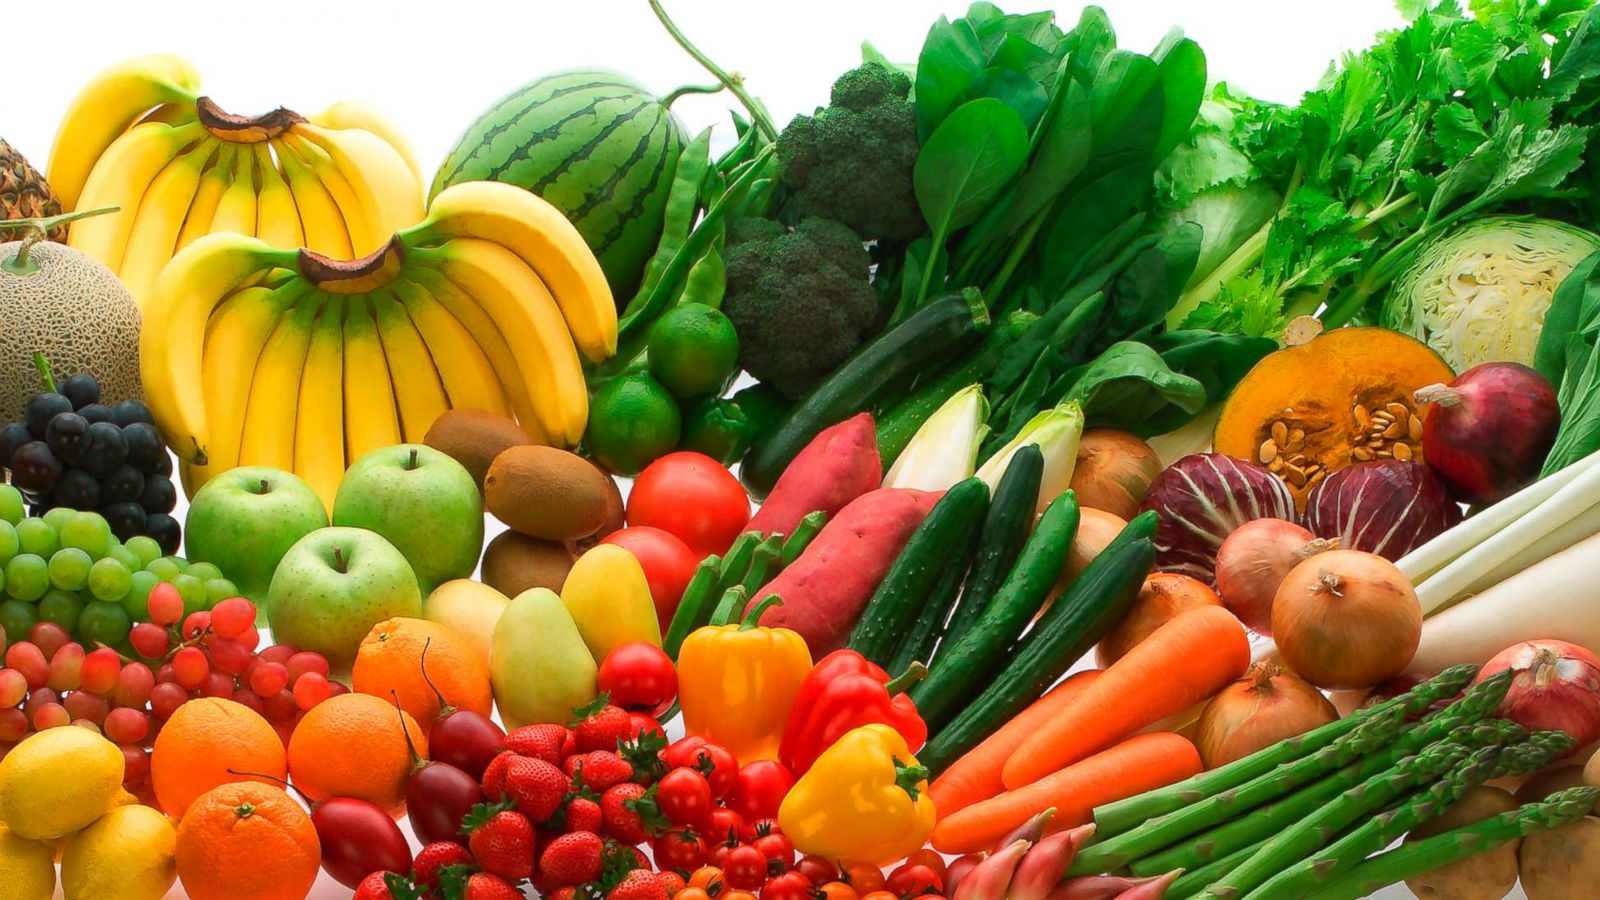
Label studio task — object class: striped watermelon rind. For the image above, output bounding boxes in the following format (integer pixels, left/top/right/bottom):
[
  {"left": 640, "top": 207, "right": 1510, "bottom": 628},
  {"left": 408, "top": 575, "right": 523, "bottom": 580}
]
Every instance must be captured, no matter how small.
[{"left": 432, "top": 69, "right": 685, "bottom": 301}]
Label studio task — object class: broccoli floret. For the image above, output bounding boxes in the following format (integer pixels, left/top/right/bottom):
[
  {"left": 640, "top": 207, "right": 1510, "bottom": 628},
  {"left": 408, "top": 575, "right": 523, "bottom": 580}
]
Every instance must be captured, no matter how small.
[
  {"left": 776, "top": 63, "right": 922, "bottom": 244},
  {"left": 723, "top": 217, "right": 882, "bottom": 399}
]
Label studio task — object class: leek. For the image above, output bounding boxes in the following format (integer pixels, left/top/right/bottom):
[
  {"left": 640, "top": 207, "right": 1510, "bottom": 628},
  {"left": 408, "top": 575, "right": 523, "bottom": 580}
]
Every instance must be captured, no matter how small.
[
  {"left": 882, "top": 384, "right": 989, "bottom": 492},
  {"left": 975, "top": 399, "right": 1084, "bottom": 515}
]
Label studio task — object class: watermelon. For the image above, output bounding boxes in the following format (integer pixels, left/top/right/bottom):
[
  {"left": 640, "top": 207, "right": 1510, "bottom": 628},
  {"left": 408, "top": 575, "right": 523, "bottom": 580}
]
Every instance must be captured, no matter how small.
[{"left": 432, "top": 69, "right": 685, "bottom": 302}]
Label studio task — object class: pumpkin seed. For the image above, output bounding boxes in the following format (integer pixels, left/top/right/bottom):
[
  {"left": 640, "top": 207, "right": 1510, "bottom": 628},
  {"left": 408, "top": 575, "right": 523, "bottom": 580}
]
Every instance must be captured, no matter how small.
[
  {"left": 1383, "top": 420, "right": 1406, "bottom": 440},
  {"left": 1354, "top": 405, "right": 1371, "bottom": 428},
  {"left": 1393, "top": 442, "right": 1413, "bottom": 461},
  {"left": 1386, "top": 401, "right": 1409, "bottom": 418},
  {"left": 1408, "top": 415, "right": 1424, "bottom": 442},
  {"left": 1271, "top": 421, "right": 1289, "bottom": 445},
  {"left": 1259, "top": 440, "right": 1279, "bottom": 464},
  {"left": 1352, "top": 447, "right": 1375, "bottom": 461}
]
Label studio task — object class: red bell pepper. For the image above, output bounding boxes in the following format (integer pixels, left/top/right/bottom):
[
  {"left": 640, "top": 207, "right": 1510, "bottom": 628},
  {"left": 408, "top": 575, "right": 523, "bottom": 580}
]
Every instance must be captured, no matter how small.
[{"left": 778, "top": 649, "right": 929, "bottom": 775}]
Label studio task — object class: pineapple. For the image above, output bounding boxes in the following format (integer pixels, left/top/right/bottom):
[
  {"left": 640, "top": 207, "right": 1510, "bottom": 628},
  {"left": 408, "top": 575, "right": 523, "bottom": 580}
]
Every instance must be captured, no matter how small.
[{"left": 1, "top": 138, "right": 65, "bottom": 240}]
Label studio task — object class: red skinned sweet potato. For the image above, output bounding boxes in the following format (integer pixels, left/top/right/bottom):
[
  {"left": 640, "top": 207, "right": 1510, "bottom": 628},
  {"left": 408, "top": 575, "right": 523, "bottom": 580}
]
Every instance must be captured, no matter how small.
[
  {"left": 748, "top": 412, "right": 881, "bottom": 537},
  {"left": 747, "top": 487, "right": 940, "bottom": 654}
]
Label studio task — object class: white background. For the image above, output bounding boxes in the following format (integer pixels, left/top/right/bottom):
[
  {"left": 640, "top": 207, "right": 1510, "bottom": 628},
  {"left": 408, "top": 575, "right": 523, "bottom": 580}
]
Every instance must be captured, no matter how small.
[{"left": 5, "top": 1, "right": 1438, "bottom": 897}]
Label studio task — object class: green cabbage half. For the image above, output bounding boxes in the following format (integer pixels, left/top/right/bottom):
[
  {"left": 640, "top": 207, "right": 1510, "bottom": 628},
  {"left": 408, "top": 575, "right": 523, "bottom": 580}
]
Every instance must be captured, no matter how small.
[{"left": 1382, "top": 216, "right": 1600, "bottom": 371}]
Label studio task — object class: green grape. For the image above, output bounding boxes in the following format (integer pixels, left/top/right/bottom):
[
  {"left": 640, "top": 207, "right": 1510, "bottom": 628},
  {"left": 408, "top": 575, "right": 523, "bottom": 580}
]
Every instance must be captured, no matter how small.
[
  {"left": 47, "top": 547, "right": 92, "bottom": 591},
  {"left": 37, "top": 589, "right": 84, "bottom": 632},
  {"left": 4, "top": 554, "right": 48, "bottom": 602},
  {"left": 77, "top": 601, "right": 131, "bottom": 649},
  {"left": 0, "top": 486, "right": 23, "bottom": 525},
  {"left": 0, "top": 520, "right": 18, "bottom": 566},
  {"left": 172, "top": 573, "right": 207, "bottom": 616},
  {"left": 107, "top": 545, "right": 140, "bottom": 572},
  {"left": 124, "top": 570, "right": 160, "bottom": 622},
  {"left": 14, "top": 518, "right": 58, "bottom": 558},
  {"left": 185, "top": 562, "right": 224, "bottom": 582},
  {"left": 87, "top": 558, "right": 133, "bottom": 602},
  {"left": 0, "top": 598, "right": 39, "bottom": 639},
  {"left": 41, "top": 507, "right": 75, "bottom": 531},
  {"left": 144, "top": 557, "right": 182, "bottom": 582},
  {"left": 59, "top": 512, "right": 113, "bottom": 559},
  {"left": 204, "top": 578, "right": 241, "bottom": 608},
  {"left": 125, "top": 535, "right": 162, "bottom": 568}
]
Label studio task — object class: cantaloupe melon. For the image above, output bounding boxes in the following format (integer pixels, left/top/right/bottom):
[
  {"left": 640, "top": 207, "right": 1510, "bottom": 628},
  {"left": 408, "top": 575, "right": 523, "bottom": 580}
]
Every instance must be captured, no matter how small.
[{"left": 0, "top": 238, "right": 142, "bottom": 423}]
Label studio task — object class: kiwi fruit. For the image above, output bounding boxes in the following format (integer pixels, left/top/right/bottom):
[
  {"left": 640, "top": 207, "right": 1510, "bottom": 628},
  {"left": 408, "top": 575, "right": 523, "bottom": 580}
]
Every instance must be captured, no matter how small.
[
  {"left": 482, "top": 530, "right": 576, "bottom": 597},
  {"left": 484, "top": 445, "right": 611, "bottom": 540},
  {"left": 424, "top": 409, "right": 535, "bottom": 491},
  {"left": 568, "top": 460, "right": 625, "bottom": 554}
]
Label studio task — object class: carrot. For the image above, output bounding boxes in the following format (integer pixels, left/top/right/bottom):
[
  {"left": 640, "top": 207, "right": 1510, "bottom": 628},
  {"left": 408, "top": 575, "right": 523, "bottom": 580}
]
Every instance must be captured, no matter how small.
[
  {"left": 1002, "top": 605, "right": 1247, "bottom": 789},
  {"left": 930, "top": 670, "right": 1101, "bottom": 816},
  {"left": 931, "top": 732, "right": 1201, "bottom": 854}
]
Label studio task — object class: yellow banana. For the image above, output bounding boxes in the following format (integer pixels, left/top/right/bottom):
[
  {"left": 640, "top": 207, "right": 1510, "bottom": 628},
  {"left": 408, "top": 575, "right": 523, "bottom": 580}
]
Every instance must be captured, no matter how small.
[
  {"left": 209, "top": 141, "right": 260, "bottom": 238},
  {"left": 238, "top": 292, "right": 324, "bottom": 472},
  {"left": 369, "top": 288, "right": 452, "bottom": 441},
  {"left": 275, "top": 136, "right": 354, "bottom": 259},
  {"left": 284, "top": 132, "right": 374, "bottom": 255},
  {"left": 387, "top": 274, "right": 517, "bottom": 426},
  {"left": 414, "top": 181, "right": 616, "bottom": 362},
  {"left": 175, "top": 143, "right": 236, "bottom": 251},
  {"left": 310, "top": 100, "right": 423, "bottom": 188},
  {"left": 424, "top": 239, "right": 587, "bottom": 445},
  {"left": 69, "top": 119, "right": 206, "bottom": 273},
  {"left": 117, "top": 138, "right": 221, "bottom": 302},
  {"left": 48, "top": 54, "right": 202, "bottom": 210},
  {"left": 295, "top": 296, "right": 348, "bottom": 511},
  {"left": 342, "top": 296, "right": 402, "bottom": 464},
  {"left": 253, "top": 144, "right": 305, "bottom": 249},
  {"left": 295, "top": 123, "right": 423, "bottom": 254},
  {"left": 139, "top": 232, "right": 286, "bottom": 463}
]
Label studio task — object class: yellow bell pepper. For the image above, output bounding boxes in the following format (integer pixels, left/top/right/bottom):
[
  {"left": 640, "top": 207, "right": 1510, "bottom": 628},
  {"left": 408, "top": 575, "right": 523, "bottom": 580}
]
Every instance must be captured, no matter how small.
[
  {"left": 778, "top": 723, "right": 936, "bottom": 866},
  {"left": 561, "top": 544, "right": 661, "bottom": 661},
  {"left": 678, "top": 594, "right": 811, "bottom": 762}
]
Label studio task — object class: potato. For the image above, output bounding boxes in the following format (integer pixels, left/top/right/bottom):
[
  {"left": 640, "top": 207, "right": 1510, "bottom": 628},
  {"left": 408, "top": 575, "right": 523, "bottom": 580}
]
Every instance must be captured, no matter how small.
[
  {"left": 1517, "top": 766, "right": 1590, "bottom": 806},
  {"left": 1403, "top": 785, "right": 1519, "bottom": 900},
  {"left": 1520, "top": 815, "right": 1600, "bottom": 899}
]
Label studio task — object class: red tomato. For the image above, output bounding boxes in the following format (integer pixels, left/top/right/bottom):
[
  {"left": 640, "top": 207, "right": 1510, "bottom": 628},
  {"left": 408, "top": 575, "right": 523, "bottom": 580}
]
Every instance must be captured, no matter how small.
[
  {"left": 657, "top": 768, "right": 714, "bottom": 827},
  {"left": 663, "top": 737, "right": 739, "bottom": 798},
  {"left": 598, "top": 642, "right": 678, "bottom": 715},
  {"left": 653, "top": 825, "right": 709, "bottom": 872},
  {"left": 628, "top": 452, "right": 751, "bottom": 558},
  {"left": 885, "top": 865, "right": 944, "bottom": 898},
  {"left": 628, "top": 711, "right": 666, "bottom": 739},
  {"left": 752, "top": 831, "right": 795, "bottom": 872},
  {"left": 794, "top": 857, "right": 838, "bottom": 887},
  {"left": 760, "top": 871, "right": 813, "bottom": 900},
  {"left": 723, "top": 845, "right": 768, "bottom": 890},
  {"left": 703, "top": 807, "right": 747, "bottom": 848},
  {"left": 601, "top": 526, "right": 701, "bottom": 623},
  {"left": 729, "top": 760, "right": 793, "bottom": 823}
]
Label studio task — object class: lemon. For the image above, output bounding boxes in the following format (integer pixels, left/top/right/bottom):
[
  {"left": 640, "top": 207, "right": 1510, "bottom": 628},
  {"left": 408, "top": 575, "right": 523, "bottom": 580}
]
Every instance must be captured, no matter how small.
[
  {"left": 60, "top": 805, "right": 176, "bottom": 900},
  {"left": 0, "top": 727, "right": 124, "bottom": 840},
  {"left": 0, "top": 822, "right": 55, "bottom": 900}
]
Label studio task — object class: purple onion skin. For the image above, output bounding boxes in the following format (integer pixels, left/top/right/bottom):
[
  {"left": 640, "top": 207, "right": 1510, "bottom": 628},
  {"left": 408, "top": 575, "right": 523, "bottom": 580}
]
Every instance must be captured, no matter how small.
[
  {"left": 1139, "top": 453, "right": 1296, "bottom": 583},
  {"left": 1303, "top": 460, "right": 1462, "bottom": 561}
]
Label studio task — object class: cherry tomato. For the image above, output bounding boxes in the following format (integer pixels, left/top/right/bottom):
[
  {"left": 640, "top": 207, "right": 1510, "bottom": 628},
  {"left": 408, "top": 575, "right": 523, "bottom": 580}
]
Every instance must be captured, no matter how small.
[
  {"left": 753, "top": 831, "right": 795, "bottom": 873},
  {"left": 628, "top": 452, "right": 751, "bottom": 558},
  {"left": 657, "top": 768, "right": 714, "bottom": 827},
  {"left": 904, "top": 850, "right": 947, "bottom": 880},
  {"left": 724, "top": 892, "right": 759, "bottom": 900},
  {"left": 677, "top": 890, "right": 710, "bottom": 900},
  {"left": 760, "top": 871, "right": 812, "bottom": 900},
  {"left": 729, "top": 759, "right": 793, "bottom": 823},
  {"left": 886, "top": 864, "right": 944, "bottom": 897},
  {"left": 653, "top": 825, "right": 709, "bottom": 872},
  {"left": 859, "top": 892, "right": 898, "bottom": 900},
  {"left": 795, "top": 856, "right": 839, "bottom": 886},
  {"left": 601, "top": 526, "right": 701, "bottom": 624},
  {"left": 723, "top": 845, "right": 768, "bottom": 890},
  {"left": 628, "top": 710, "right": 666, "bottom": 739},
  {"left": 664, "top": 736, "right": 740, "bottom": 798},
  {"left": 688, "top": 867, "right": 725, "bottom": 890},
  {"left": 703, "top": 806, "right": 747, "bottom": 848},
  {"left": 598, "top": 641, "right": 678, "bottom": 715},
  {"left": 818, "top": 883, "right": 859, "bottom": 900},
  {"left": 843, "top": 863, "right": 885, "bottom": 894}
]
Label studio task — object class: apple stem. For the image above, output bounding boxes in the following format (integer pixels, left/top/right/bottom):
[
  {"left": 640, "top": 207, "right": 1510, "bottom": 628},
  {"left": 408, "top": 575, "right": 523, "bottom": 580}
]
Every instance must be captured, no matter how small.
[
  {"left": 406, "top": 448, "right": 419, "bottom": 471},
  {"left": 257, "top": 479, "right": 270, "bottom": 495},
  {"left": 332, "top": 546, "right": 347, "bottom": 574}
]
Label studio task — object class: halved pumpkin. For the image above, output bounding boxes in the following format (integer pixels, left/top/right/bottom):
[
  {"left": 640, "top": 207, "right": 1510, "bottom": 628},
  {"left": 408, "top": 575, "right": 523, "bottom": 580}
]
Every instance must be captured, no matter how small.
[{"left": 1214, "top": 324, "right": 1455, "bottom": 507}]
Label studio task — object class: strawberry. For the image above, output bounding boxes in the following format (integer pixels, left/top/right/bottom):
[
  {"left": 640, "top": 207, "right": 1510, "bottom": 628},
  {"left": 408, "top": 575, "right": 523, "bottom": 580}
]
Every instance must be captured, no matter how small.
[
  {"left": 572, "top": 694, "right": 632, "bottom": 753},
  {"left": 504, "top": 723, "right": 570, "bottom": 765},
  {"left": 412, "top": 842, "right": 475, "bottom": 892},
  {"left": 608, "top": 868, "right": 671, "bottom": 900},
  {"left": 657, "top": 871, "right": 687, "bottom": 896},
  {"left": 463, "top": 805, "right": 536, "bottom": 880},
  {"left": 602, "top": 783, "right": 668, "bottom": 845},
  {"left": 539, "top": 831, "right": 605, "bottom": 887},
  {"left": 480, "top": 751, "right": 518, "bottom": 801},
  {"left": 354, "top": 871, "right": 422, "bottom": 900},
  {"left": 503, "top": 755, "right": 570, "bottom": 824},
  {"left": 564, "top": 795, "right": 603, "bottom": 834},
  {"left": 438, "top": 868, "right": 524, "bottom": 900},
  {"left": 547, "top": 889, "right": 579, "bottom": 900},
  {"left": 572, "top": 750, "right": 633, "bottom": 791}
]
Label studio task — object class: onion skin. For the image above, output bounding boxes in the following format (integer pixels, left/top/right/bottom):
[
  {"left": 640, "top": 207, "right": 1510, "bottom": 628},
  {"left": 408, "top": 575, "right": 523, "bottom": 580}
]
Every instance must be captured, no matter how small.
[
  {"left": 1071, "top": 429, "right": 1162, "bottom": 520},
  {"left": 1097, "top": 573, "right": 1222, "bottom": 667},
  {"left": 1065, "top": 508, "right": 1130, "bottom": 584},
  {"left": 1477, "top": 639, "right": 1600, "bottom": 756},
  {"left": 1418, "top": 362, "right": 1559, "bottom": 506},
  {"left": 1214, "top": 518, "right": 1337, "bottom": 636},
  {"left": 1195, "top": 662, "right": 1337, "bottom": 768},
  {"left": 1272, "top": 549, "right": 1422, "bottom": 690}
]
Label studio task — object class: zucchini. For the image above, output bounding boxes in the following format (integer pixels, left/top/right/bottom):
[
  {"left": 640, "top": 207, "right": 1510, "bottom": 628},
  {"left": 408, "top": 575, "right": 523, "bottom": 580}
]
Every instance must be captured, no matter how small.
[
  {"left": 741, "top": 290, "right": 991, "bottom": 496},
  {"left": 933, "top": 444, "right": 1043, "bottom": 667},
  {"left": 663, "top": 554, "right": 722, "bottom": 659},
  {"left": 921, "top": 513, "right": 1159, "bottom": 773},
  {"left": 887, "top": 512, "right": 984, "bottom": 675},
  {"left": 847, "top": 477, "right": 990, "bottom": 667},
  {"left": 910, "top": 489, "right": 1081, "bottom": 731}
]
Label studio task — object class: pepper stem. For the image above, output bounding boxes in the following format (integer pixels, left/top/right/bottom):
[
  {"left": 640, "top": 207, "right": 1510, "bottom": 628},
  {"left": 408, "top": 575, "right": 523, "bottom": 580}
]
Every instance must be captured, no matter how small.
[
  {"left": 739, "top": 593, "right": 783, "bottom": 630},
  {"left": 894, "top": 757, "right": 930, "bottom": 801},
  {"left": 885, "top": 662, "right": 928, "bottom": 696}
]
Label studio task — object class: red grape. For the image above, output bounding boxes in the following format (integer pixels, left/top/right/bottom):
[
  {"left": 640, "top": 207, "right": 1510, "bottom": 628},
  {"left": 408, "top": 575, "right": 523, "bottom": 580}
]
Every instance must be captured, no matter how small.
[
  {"left": 202, "top": 672, "right": 233, "bottom": 699},
  {"left": 0, "top": 669, "right": 26, "bottom": 706},
  {"left": 23, "top": 687, "right": 58, "bottom": 716},
  {"left": 104, "top": 707, "right": 150, "bottom": 743},
  {"left": 237, "top": 625, "right": 261, "bottom": 651},
  {"left": 171, "top": 647, "right": 209, "bottom": 691},
  {"left": 120, "top": 744, "right": 151, "bottom": 785},
  {"left": 257, "top": 644, "right": 297, "bottom": 665},
  {"left": 230, "top": 689, "right": 266, "bottom": 716},
  {"left": 32, "top": 702, "right": 68, "bottom": 730},
  {"left": 181, "top": 611, "right": 210, "bottom": 642},
  {"left": 154, "top": 663, "right": 175, "bottom": 685},
  {"left": 63, "top": 690, "right": 108, "bottom": 725},
  {"left": 292, "top": 672, "right": 330, "bottom": 711},
  {"left": 5, "top": 643, "right": 48, "bottom": 689},
  {"left": 79, "top": 648, "right": 122, "bottom": 696},
  {"left": 46, "top": 642, "right": 84, "bottom": 692},
  {"left": 150, "top": 682, "right": 188, "bottom": 719},
  {"left": 208, "top": 638, "right": 252, "bottom": 676},
  {"left": 128, "top": 623, "right": 169, "bottom": 660},
  {"left": 146, "top": 583, "right": 183, "bottom": 626},
  {"left": 71, "top": 719, "right": 101, "bottom": 733},
  {"left": 26, "top": 624, "right": 69, "bottom": 660},
  {"left": 327, "top": 680, "right": 349, "bottom": 699},
  {"left": 113, "top": 663, "right": 155, "bottom": 709},
  {"left": 286, "top": 652, "right": 329, "bottom": 683},
  {"left": 250, "top": 662, "right": 289, "bottom": 697},
  {"left": 0, "top": 708, "right": 28, "bottom": 742},
  {"left": 209, "top": 598, "right": 256, "bottom": 638},
  {"left": 263, "top": 690, "right": 298, "bottom": 723}
]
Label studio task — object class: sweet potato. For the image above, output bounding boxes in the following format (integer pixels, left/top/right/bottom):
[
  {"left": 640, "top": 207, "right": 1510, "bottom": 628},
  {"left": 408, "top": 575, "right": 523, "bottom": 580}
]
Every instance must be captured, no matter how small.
[
  {"left": 748, "top": 487, "right": 939, "bottom": 653},
  {"left": 748, "top": 413, "right": 881, "bottom": 537}
]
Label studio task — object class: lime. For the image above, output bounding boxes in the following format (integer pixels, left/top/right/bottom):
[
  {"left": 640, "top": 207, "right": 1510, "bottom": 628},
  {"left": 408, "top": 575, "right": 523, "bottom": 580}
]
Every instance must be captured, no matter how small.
[
  {"left": 647, "top": 304, "right": 740, "bottom": 398},
  {"left": 586, "top": 374, "right": 682, "bottom": 476},
  {"left": 0, "top": 485, "right": 23, "bottom": 525}
]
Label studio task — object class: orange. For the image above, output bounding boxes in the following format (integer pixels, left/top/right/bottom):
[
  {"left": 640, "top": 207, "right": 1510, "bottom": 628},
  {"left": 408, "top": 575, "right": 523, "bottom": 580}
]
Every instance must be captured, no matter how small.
[
  {"left": 288, "top": 691, "right": 426, "bottom": 817},
  {"left": 151, "top": 697, "right": 287, "bottom": 818},
  {"left": 175, "top": 782, "right": 319, "bottom": 900},
  {"left": 351, "top": 616, "right": 491, "bottom": 728}
]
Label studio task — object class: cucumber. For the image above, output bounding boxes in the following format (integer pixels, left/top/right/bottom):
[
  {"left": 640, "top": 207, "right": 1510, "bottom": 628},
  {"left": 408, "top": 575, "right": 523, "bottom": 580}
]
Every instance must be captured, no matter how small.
[
  {"left": 920, "top": 513, "right": 1159, "bottom": 773},
  {"left": 741, "top": 290, "right": 991, "bottom": 497},
  {"left": 847, "top": 477, "right": 990, "bottom": 667},
  {"left": 910, "top": 489, "right": 1081, "bottom": 731},
  {"left": 887, "top": 512, "right": 984, "bottom": 675},
  {"left": 932, "top": 443, "right": 1043, "bottom": 667}
]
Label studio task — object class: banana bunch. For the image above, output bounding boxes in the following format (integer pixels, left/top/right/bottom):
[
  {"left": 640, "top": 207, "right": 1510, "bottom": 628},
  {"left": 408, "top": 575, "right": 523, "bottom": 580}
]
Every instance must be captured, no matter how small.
[
  {"left": 49, "top": 54, "right": 424, "bottom": 302},
  {"left": 140, "top": 181, "right": 617, "bottom": 508}
]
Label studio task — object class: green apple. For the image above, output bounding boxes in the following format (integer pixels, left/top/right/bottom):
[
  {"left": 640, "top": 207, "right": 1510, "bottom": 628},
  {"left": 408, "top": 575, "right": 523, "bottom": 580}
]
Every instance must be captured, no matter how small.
[
  {"left": 267, "top": 526, "right": 421, "bottom": 670},
  {"left": 184, "top": 467, "right": 328, "bottom": 611},
  {"left": 332, "top": 444, "right": 482, "bottom": 595}
]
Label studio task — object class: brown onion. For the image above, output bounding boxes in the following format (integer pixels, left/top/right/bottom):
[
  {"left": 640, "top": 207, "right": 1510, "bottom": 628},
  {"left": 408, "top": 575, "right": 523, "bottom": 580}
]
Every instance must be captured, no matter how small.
[
  {"left": 1070, "top": 429, "right": 1163, "bottom": 519},
  {"left": 1478, "top": 640, "right": 1600, "bottom": 756},
  {"left": 1064, "top": 508, "right": 1129, "bottom": 584},
  {"left": 1098, "top": 573, "right": 1222, "bottom": 667},
  {"left": 1214, "top": 518, "right": 1338, "bottom": 636},
  {"left": 1195, "top": 661, "right": 1338, "bottom": 768},
  {"left": 1272, "top": 549, "right": 1421, "bottom": 690}
]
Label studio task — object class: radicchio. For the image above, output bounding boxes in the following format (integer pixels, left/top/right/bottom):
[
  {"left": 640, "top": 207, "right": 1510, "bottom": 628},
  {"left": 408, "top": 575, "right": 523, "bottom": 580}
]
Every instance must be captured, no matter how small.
[
  {"left": 1303, "top": 460, "right": 1462, "bottom": 561},
  {"left": 1138, "top": 453, "right": 1295, "bottom": 583}
]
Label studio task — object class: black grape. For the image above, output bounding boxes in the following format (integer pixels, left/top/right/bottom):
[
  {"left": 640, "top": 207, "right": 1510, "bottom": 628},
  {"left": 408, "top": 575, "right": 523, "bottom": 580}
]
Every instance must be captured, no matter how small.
[
  {"left": 60, "top": 373, "right": 101, "bottom": 409},
  {"left": 101, "top": 503, "right": 147, "bottom": 542},
  {"left": 9, "top": 441, "right": 62, "bottom": 493},
  {"left": 102, "top": 465, "right": 145, "bottom": 504},
  {"left": 78, "top": 422, "right": 128, "bottom": 478},
  {"left": 44, "top": 413, "right": 89, "bottom": 463},
  {"left": 145, "top": 513, "right": 181, "bottom": 555},
  {"left": 111, "top": 400, "right": 154, "bottom": 427},
  {"left": 122, "top": 423, "right": 166, "bottom": 473},
  {"left": 23, "top": 392, "right": 71, "bottom": 438},
  {"left": 54, "top": 468, "right": 101, "bottom": 509},
  {"left": 139, "top": 474, "right": 176, "bottom": 514},
  {"left": 77, "top": 404, "right": 115, "bottom": 425},
  {"left": 0, "top": 422, "right": 31, "bottom": 466}
]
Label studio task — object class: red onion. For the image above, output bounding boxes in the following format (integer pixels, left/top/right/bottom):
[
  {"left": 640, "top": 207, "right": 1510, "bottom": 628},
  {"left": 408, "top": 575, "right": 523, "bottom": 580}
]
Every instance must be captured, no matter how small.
[
  {"left": 1418, "top": 362, "right": 1559, "bottom": 506},
  {"left": 1214, "top": 518, "right": 1337, "bottom": 635},
  {"left": 1477, "top": 639, "right": 1600, "bottom": 755}
]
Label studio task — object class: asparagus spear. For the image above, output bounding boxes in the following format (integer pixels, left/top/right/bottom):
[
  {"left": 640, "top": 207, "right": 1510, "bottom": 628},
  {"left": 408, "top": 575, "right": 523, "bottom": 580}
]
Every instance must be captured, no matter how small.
[
  {"left": 1090, "top": 664, "right": 1478, "bottom": 838},
  {"left": 1166, "top": 843, "right": 1262, "bottom": 900},
  {"left": 1200, "top": 719, "right": 1524, "bottom": 899},
  {"left": 1304, "top": 786, "right": 1600, "bottom": 900}
]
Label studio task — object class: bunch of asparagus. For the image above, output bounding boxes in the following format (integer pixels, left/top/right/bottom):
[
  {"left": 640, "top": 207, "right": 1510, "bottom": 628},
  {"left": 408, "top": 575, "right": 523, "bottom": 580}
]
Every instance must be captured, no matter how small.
[{"left": 1062, "top": 665, "right": 1599, "bottom": 899}]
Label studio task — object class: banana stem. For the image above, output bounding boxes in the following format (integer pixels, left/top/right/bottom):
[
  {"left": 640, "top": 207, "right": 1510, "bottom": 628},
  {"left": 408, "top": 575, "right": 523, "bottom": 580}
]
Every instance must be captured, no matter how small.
[{"left": 648, "top": 0, "right": 778, "bottom": 140}]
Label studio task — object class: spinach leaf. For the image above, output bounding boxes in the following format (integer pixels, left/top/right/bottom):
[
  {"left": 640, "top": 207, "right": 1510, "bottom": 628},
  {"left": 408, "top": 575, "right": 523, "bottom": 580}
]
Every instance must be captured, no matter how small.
[
  {"left": 1064, "top": 342, "right": 1207, "bottom": 436},
  {"left": 1149, "top": 330, "right": 1275, "bottom": 403},
  {"left": 1038, "top": 161, "right": 1155, "bottom": 295},
  {"left": 982, "top": 67, "right": 1050, "bottom": 130},
  {"left": 915, "top": 17, "right": 987, "bottom": 139},
  {"left": 1535, "top": 248, "right": 1600, "bottom": 387},
  {"left": 914, "top": 98, "right": 1031, "bottom": 240},
  {"left": 1151, "top": 34, "right": 1208, "bottom": 161}
]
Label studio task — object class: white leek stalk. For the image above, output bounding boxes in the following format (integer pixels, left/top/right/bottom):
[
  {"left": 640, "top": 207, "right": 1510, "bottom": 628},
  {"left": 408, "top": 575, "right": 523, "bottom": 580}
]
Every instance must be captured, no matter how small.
[
  {"left": 882, "top": 384, "right": 989, "bottom": 492},
  {"left": 976, "top": 400, "right": 1085, "bottom": 516}
]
